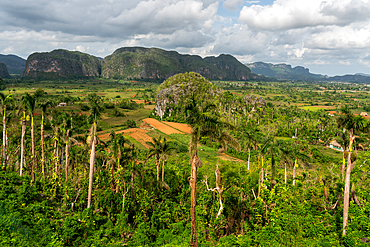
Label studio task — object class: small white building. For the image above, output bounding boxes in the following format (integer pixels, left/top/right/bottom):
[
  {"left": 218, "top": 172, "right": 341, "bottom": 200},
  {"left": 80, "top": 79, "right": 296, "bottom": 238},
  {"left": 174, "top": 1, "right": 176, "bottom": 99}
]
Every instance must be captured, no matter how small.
[{"left": 329, "top": 140, "right": 343, "bottom": 152}]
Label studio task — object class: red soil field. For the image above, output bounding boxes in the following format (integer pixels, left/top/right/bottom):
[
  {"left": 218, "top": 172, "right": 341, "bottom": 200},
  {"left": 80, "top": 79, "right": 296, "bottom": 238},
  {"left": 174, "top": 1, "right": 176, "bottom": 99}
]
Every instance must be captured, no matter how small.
[
  {"left": 97, "top": 128, "right": 152, "bottom": 148},
  {"left": 142, "top": 118, "right": 183, "bottom": 135},
  {"left": 162, "top": 121, "right": 192, "bottom": 134}
]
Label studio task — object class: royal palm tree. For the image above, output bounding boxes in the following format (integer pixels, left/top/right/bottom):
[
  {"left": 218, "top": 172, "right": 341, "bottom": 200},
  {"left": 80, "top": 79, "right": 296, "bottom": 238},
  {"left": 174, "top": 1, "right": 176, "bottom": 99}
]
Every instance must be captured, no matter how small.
[
  {"left": 290, "top": 141, "right": 310, "bottom": 186},
  {"left": 0, "top": 92, "right": 13, "bottom": 169},
  {"left": 241, "top": 126, "right": 259, "bottom": 171},
  {"left": 159, "top": 137, "right": 178, "bottom": 182},
  {"left": 39, "top": 100, "right": 53, "bottom": 176},
  {"left": 61, "top": 128, "right": 78, "bottom": 181},
  {"left": 22, "top": 92, "right": 38, "bottom": 182},
  {"left": 51, "top": 124, "right": 61, "bottom": 174},
  {"left": 19, "top": 111, "right": 26, "bottom": 176},
  {"left": 87, "top": 93, "right": 104, "bottom": 209},
  {"left": 337, "top": 106, "right": 369, "bottom": 235},
  {"left": 146, "top": 137, "right": 162, "bottom": 181},
  {"left": 108, "top": 131, "right": 129, "bottom": 190},
  {"left": 185, "top": 95, "right": 239, "bottom": 247},
  {"left": 146, "top": 136, "right": 177, "bottom": 182},
  {"left": 261, "top": 137, "right": 284, "bottom": 184},
  {"left": 336, "top": 130, "right": 349, "bottom": 180}
]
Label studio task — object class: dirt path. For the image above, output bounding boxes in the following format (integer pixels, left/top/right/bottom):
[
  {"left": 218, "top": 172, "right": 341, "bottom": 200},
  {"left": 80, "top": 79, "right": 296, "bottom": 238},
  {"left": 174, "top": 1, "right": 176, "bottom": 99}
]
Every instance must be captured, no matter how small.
[
  {"left": 142, "top": 118, "right": 183, "bottom": 135},
  {"left": 218, "top": 153, "right": 245, "bottom": 163},
  {"left": 162, "top": 121, "right": 192, "bottom": 134}
]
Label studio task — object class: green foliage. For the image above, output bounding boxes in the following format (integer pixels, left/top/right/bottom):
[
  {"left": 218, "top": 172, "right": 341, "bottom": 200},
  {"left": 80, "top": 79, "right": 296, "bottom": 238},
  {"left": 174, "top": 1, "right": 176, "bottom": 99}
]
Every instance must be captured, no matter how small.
[{"left": 118, "top": 99, "right": 143, "bottom": 110}]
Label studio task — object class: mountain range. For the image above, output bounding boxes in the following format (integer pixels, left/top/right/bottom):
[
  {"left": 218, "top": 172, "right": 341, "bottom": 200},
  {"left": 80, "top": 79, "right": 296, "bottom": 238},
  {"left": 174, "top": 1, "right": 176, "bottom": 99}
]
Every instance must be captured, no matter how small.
[
  {"left": 20, "top": 47, "right": 263, "bottom": 81},
  {"left": 0, "top": 48, "right": 370, "bottom": 83},
  {"left": 246, "top": 62, "right": 370, "bottom": 83},
  {"left": 0, "top": 54, "right": 26, "bottom": 75}
]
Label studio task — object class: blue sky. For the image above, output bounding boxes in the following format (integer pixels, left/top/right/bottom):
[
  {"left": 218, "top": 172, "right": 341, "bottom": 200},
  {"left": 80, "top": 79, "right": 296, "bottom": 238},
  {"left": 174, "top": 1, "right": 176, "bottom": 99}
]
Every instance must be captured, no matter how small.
[{"left": 1, "top": 0, "right": 370, "bottom": 76}]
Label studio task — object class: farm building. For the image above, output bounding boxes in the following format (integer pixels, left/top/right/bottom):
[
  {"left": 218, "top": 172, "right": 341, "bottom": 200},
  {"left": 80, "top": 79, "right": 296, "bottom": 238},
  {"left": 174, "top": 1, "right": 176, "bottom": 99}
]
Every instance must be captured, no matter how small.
[{"left": 329, "top": 140, "right": 343, "bottom": 151}]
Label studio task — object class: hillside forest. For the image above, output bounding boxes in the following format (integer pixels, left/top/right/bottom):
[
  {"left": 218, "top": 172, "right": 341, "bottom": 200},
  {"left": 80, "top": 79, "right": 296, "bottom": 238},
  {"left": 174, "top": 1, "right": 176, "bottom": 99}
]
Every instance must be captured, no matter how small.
[{"left": 0, "top": 73, "right": 369, "bottom": 246}]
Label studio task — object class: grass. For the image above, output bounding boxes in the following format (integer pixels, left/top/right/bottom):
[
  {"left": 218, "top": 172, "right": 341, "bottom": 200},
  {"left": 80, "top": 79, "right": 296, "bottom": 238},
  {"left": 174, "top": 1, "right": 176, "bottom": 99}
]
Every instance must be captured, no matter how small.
[
  {"left": 314, "top": 145, "right": 342, "bottom": 160},
  {"left": 300, "top": 106, "right": 326, "bottom": 111}
]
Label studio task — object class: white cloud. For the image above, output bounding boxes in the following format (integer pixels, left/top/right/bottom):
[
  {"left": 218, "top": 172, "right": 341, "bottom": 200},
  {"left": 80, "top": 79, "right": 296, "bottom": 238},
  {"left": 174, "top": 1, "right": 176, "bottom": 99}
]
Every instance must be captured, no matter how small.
[
  {"left": 306, "top": 60, "right": 331, "bottom": 65},
  {"left": 305, "top": 24, "right": 370, "bottom": 50},
  {"left": 75, "top": 46, "right": 89, "bottom": 53},
  {"left": 222, "top": 0, "right": 243, "bottom": 11},
  {"left": 239, "top": 0, "right": 370, "bottom": 30},
  {"left": 339, "top": 60, "right": 351, "bottom": 65},
  {"left": 2, "top": 46, "right": 14, "bottom": 53}
]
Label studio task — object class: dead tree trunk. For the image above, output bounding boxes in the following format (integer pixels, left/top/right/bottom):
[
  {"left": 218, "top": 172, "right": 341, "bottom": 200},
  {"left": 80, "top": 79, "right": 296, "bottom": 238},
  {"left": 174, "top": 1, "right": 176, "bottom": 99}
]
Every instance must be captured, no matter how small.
[{"left": 204, "top": 164, "right": 224, "bottom": 218}]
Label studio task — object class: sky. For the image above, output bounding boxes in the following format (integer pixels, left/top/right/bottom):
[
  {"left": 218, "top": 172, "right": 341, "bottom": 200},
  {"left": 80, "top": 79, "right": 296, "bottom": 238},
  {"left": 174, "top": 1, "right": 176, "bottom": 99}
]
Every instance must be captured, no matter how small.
[{"left": 1, "top": 0, "right": 370, "bottom": 76}]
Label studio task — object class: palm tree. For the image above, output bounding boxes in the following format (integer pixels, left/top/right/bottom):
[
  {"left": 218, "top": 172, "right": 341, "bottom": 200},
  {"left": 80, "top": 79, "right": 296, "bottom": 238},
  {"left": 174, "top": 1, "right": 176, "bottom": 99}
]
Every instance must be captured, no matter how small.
[
  {"left": 22, "top": 92, "right": 38, "bottom": 182},
  {"left": 108, "top": 131, "right": 129, "bottom": 191},
  {"left": 279, "top": 142, "right": 293, "bottom": 184},
  {"left": 87, "top": 93, "right": 104, "bottom": 209},
  {"left": 337, "top": 106, "right": 369, "bottom": 236},
  {"left": 0, "top": 92, "right": 13, "bottom": 170},
  {"left": 19, "top": 110, "right": 26, "bottom": 176},
  {"left": 39, "top": 101, "right": 53, "bottom": 176},
  {"left": 261, "top": 137, "right": 284, "bottom": 184},
  {"left": 336, "top": 130, "right": 349, "bottom": 180},
  {"left": 185, "top": 95, "right": 239, "bottom": 247},
  {"left": 146, "top": 136, "right": 177, "bottom": 182},
  {"left": 290, "top": 141, "right": 310, "bottom": 186},
  {"left": 159, "top": 137, "right": 177, "bottom": 182},
  {"left": 146, "top": 137, "right": 162, "bottom": 181},
  {"left": 61, "top": 128, "right": 78, "bottom": 182},
  {"left": 241, "top": 126, "right": 258, "bottom": 171},
  {"left": 51, "top": 124, "right": 61, "bottom": 174}
]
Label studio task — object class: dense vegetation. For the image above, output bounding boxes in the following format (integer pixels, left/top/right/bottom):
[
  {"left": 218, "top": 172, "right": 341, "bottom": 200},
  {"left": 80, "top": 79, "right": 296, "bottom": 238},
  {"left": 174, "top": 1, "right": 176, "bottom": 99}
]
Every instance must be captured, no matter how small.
[{"left": 0, "top": 74, "right": 369, "bottom": 246}]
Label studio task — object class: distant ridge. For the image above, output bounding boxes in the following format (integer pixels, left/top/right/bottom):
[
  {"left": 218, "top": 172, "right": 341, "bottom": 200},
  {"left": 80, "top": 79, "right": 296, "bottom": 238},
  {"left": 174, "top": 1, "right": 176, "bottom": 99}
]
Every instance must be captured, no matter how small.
[
  {"left": 246, "top": 61, "right": 370, "bottom": 83},
  {"left": 0, "top": 54, "right": 26, "bottom": 75},
  {"left": 246, "top": 62, "right": 324, "bottom": 81}
]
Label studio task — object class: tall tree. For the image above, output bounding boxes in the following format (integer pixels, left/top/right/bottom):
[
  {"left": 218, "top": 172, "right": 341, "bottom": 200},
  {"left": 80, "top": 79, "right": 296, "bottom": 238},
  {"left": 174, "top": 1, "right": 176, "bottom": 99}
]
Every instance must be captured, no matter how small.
[
  {"left": 261, "top": 137, "right": 284, "bottom": 184},
  {"left": 19, "top": 110, "right": 26, "bottom": 176},
  {"left": 185, "top": 96, "right": 238, "bottom": 247},
  {"left": 155, "top": 72, "right": 239, "bottom": 246},
  {"left": 108, "top": 131, "right": 129, "bottom": 191},
  {"left": 146, "top": 136, "right": 177, "bottom": 182},
  {"left": 145, "top": 137, "right": 162, "bottom": 181},
  {"left": 337, "top": 106, "right": 369, "bottom": 235},
  {"left": 22, "top": 92, "right": 38, "bottom": 182},
  {"left": 87, "top": 93, "right": 104, "bottom": 209},
  {"left": 38, "top": 101, "right": 52, "bottom": 176},
  {"left": 0, "top": 92, "right": 13, "bottom": 170},
  {"left": 159, "top": 137, "right": 177, "bottom": 182},
  {"left": 336, "top": 130, "right": 350, "bottom": 180},
  {"left": 241, "top": 126, "right": 259, "bottom": 171}
]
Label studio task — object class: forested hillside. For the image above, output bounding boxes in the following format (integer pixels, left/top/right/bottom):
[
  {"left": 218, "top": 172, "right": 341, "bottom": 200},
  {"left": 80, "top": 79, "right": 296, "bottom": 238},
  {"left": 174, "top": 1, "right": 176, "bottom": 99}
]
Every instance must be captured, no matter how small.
[
  {"left": 0, "top": 74, "right": 369, "bottom": 246},
  {"left": 21, "top": 47, "right": 264, "bottom": 82},
  {"left": 0, "top": 62, "right": 10, "bottom": 79},
  {"left": 0, "top": 54, "right": 26, "bottom": 75},
  {"left": 22, "top": 50, "right": 102, "bottom": 79}
]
